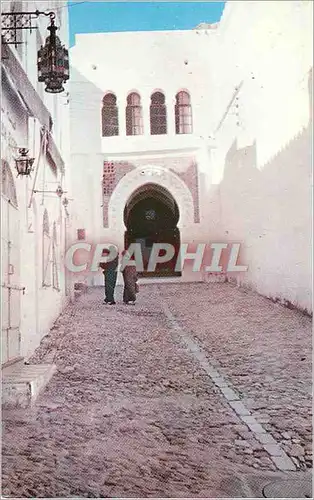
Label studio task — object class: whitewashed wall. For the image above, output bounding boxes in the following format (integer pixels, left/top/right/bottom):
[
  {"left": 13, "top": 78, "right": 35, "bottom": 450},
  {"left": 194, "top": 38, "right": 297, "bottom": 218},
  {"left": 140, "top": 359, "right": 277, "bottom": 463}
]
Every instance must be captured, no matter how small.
[
  {"left": 1, "top": 1, "right": 72, "bottom": 362},
  {"left": 208, "top": 0, "right": 312, "bottom": 312}
]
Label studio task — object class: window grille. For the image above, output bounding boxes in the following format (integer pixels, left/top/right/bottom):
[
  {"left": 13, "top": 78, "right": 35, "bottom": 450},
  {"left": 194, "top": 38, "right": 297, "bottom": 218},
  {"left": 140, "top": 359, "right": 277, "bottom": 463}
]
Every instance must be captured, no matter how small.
[
  {"left": 102, "top": 93, "right": 119, "bottom": 136},
  {"left": 150, "top": 92, "right": 167, "bottom": 135},
  {"left": 77, "top": 228, "right": 86, "bottom": 240},
  {"left": 126, "top": 92, "right": 143, "bottom": 135},
  {"left": 175, "top": 91, "right": 192, "bottom": 134}
]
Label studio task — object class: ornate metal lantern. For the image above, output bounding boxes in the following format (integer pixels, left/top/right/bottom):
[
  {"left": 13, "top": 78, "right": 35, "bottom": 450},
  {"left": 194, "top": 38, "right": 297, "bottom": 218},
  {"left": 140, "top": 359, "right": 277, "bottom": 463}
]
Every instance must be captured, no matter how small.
[
  {"left": 2, "top": 10, "right": 69, "bottom": 93},
  {"left": 37, "top": 14, "right": 69, "bottom": 93},
  {"left": 15, "top": 148, "right": 35, "bottom": 176}
]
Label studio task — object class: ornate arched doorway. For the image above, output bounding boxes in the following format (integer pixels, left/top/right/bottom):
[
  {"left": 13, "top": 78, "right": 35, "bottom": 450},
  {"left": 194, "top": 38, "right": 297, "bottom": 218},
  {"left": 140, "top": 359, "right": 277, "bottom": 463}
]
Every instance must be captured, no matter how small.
[{"left": 124, "top": 183, "right": 181, "bottom": 277}]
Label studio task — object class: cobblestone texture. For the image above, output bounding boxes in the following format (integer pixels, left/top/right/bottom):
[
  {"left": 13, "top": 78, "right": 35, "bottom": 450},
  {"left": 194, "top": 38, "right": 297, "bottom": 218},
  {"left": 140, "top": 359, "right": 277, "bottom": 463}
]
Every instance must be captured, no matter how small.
[
  {"left": 161, "top": 282, "right": 312, "bottom": 472},
  {"left": 2, "top": 283, "right": 312, "bottom": 497}
]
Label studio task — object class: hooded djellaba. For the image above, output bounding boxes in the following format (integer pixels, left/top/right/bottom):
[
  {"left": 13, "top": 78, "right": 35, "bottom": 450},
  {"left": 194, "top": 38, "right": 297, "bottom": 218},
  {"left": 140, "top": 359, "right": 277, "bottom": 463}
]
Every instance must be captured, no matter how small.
[{"left": 121, "top": 250, "right": 139, "bottom": 305}]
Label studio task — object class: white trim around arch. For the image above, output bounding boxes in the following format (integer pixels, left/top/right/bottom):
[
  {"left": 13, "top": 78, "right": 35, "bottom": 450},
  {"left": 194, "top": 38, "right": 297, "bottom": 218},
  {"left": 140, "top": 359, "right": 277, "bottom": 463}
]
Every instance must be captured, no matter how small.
[{"left": 108, "top": 165, "right": 195, "bottom": 233}]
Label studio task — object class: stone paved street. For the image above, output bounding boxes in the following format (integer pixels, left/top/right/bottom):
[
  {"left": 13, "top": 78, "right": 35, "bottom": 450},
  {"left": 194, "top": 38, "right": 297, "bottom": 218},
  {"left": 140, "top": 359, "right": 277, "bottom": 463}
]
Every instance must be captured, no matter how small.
[
  {"left": 2, "top": 283, "right": 312, "bottom": 498},
  {"left": 161, "top": 283, "right": 312, "bottom": 472}
]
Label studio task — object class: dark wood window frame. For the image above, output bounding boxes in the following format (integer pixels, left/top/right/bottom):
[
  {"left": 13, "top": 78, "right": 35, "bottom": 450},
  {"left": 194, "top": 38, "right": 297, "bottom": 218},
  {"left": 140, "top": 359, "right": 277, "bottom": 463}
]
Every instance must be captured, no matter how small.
[
  {"left": 102, "top": 93, "right": 119, "bottom": 137},
  {"left": 150, "top": 91, "right": 167, "bottom": 135},
  {"left": 175, "top": 91, "right": 193, "bottom": 134}
]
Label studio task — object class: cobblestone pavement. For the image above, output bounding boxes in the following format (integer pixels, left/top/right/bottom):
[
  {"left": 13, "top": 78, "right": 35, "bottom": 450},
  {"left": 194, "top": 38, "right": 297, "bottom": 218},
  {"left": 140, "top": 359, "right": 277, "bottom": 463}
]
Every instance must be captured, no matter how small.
[
  {"left": 161, "top": 283, "right": 312, "bottom": 472},
  {"left": 2, "top": 283, "right": 312, "bottom": 498}
]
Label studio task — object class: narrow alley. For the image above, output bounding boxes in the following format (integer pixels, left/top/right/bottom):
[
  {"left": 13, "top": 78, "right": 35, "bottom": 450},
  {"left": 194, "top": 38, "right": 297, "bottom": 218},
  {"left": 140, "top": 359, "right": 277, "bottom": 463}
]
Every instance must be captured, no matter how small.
[
  {"left": 2, "top": 283, "right": 312, "bottom": 498},
  {"left": 1, "top": 1, "right": 312, "bottom": 497}
]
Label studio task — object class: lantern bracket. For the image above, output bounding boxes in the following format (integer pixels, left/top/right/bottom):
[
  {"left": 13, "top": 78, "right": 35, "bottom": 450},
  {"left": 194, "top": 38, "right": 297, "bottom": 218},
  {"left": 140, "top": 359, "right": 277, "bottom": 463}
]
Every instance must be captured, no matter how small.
[
  {"left": 1, "top": 10, "right": 56, "bottom": 48},
  {"left": 33, "top": 186, "right": 67, "bottom": 198}
]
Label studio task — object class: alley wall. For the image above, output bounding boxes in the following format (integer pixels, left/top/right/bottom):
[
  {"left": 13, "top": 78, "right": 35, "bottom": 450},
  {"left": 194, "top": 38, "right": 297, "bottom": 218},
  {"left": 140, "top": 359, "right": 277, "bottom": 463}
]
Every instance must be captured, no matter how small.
[{"left": 207, "top": 0, "right": 313, "bottom": 313}]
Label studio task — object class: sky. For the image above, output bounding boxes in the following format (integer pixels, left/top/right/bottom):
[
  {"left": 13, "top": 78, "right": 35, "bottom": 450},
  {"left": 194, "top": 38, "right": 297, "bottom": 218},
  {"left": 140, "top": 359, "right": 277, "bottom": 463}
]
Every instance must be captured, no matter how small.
[{"left": 68, "top": 1, "right": 226, "bottom": 47}]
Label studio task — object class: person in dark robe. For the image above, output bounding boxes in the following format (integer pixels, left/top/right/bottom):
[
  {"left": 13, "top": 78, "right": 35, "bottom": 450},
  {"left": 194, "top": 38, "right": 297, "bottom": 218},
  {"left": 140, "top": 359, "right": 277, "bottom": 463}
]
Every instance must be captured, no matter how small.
[
  {"left": 99, "top": 246, "right": 119, "bottom": 305},
  {"left": 121, "top": 250, "right": 138, "bottom": 305}
]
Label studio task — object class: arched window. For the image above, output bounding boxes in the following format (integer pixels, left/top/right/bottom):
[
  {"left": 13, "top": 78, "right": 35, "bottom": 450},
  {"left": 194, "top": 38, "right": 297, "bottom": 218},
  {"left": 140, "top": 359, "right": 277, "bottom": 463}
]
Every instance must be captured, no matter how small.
[
  {"left": 175, "top": 91, "right": 192, "bottom": 134},
  {"left": 52, "top": 222, "right": 60, "bottom": 290},
  {"left": 150, "top": 91, "right": 167, "bottom": 135},
  {"left": 102, "top": 93, "right": 119, "bottom": 136},
  {"left": 42, "top": 209, "right": 51, "bottom": 286},
  {"left": 126, "top": 92, "right": 143, "bottom": 136},
  {"left": 43, "top": 209, "right": 49, "bottom": 236}
]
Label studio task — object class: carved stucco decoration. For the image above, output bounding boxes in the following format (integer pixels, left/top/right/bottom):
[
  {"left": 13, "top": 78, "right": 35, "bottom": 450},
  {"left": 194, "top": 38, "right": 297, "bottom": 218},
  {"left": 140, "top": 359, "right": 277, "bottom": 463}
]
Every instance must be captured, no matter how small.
[
  {"left": 108, "top": 165, "right": 195, "bottom": 232},
  {"left": 133, "top": 156, "right": 200, "bottom": 223}
]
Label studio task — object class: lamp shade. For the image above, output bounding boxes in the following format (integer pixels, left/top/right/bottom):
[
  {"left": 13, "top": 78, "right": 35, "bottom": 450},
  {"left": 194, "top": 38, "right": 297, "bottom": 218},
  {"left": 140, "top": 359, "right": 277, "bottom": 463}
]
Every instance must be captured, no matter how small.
[
  {"left": 15, "top": 149, "right": 35, "bottom": 176},
  {"left": 37, "top": 19, "right": 69, "bottom": 93}
]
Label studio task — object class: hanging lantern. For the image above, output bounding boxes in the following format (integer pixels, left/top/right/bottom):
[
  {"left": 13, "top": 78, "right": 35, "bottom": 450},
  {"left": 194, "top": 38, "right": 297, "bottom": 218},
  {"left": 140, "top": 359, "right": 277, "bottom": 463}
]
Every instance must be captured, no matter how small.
[
  {"left": 15, "top": 148, "right": 35, "bottom": 176},
  {"left": 37, "top": 14, "right": 69, "bottom": 93}
]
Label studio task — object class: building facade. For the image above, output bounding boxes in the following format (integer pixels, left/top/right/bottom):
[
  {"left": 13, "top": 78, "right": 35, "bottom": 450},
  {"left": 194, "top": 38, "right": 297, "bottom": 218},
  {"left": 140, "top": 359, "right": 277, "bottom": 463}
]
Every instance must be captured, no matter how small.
[
  {"left": 70, "top": 27, "right": 218, "bottom": 284},
  {"left": 1, "top": 0, "right": 73, "bottom": 367},
  {"left": 70, "top": 0, "right": 312, "bottom": 312}
]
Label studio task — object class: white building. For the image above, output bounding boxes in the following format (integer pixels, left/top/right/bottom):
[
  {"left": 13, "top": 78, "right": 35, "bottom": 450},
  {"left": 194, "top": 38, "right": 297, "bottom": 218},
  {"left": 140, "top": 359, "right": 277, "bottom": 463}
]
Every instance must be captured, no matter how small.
[
  {"left": 70, "top": 27, "right": 217, "bottom": 284},
  {"left": 70, "top": 0, "right": 312, "bottom": 313},
  {"left": 1, "top": 0, "right": 73, "bottom": 375}
]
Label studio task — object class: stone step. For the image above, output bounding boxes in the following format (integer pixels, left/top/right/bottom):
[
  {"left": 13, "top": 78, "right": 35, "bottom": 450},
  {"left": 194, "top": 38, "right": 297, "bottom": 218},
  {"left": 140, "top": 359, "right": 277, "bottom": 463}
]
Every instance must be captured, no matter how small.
[{"left": 2, "top": 363, "right": 57, "bottom": 409}]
